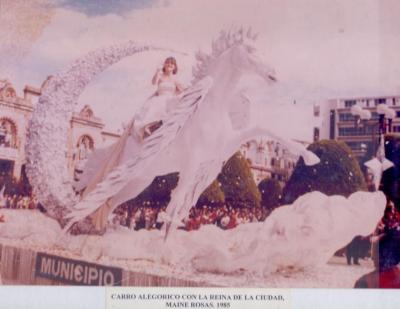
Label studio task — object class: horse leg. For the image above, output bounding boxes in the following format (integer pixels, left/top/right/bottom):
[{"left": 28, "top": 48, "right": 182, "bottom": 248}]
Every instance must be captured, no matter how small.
[
  {"left": 163, "top": 168, "right": 195, "bottom": 240},
  {"left": 181, "top": 160, "right": 223, "bottom": 216}
]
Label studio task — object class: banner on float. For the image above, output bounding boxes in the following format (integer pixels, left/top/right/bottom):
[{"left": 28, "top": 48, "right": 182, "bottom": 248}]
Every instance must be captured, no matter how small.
[{"left": 35, "top": 252, "right": 123, "bottom": 286}]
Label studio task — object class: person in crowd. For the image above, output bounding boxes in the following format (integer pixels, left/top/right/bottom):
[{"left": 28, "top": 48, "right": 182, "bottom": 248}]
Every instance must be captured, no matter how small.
[
  {"left": 144, "top": 208, "right": 155, "bottom": 230},
  {"left": 11, "top": 195, "right": 17, "bottom": 209},
  {"left": 134, "top": 208, "right": 144, "bottom": 230},
  {"left": 219, "top": 214, "right": 231, "bottom": 230},
  {"left": 354, "top": 231, "right": 400, "bottom": 288},
  {"left": 16, "top": 196, "right": 23, "bottom": 209},
  {"left": 28, "top": 198, "right": 36, "bottom": 209},
  {"left": 376, "top": 200, "right": 400, "bottom": 235},
  {"left": 5, "top": 196, "right": 11, "bottom": 209},
  {"left": 155, "top": 207, "right": 167, "bottom": 230}
]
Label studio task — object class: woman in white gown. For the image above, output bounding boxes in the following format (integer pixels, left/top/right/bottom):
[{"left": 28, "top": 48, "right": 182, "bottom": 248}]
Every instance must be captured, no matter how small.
[
  {"left": 76, "top": 57, "right": 183, "bottom": 231},
  {"left": 134, "top": 56, "right": 184, "bottom": 138}
]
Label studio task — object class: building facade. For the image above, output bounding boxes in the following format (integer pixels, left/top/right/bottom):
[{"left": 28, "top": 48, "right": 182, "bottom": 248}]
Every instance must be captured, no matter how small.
[
  {"left": 0, "top": 79, "right": 120, "bottom": 181},
  {"left": 318, "top": 96, "right": 400, "bottom": 157},
  {"left": 240, "top": 139, "right": 299, "bottom": 184}
]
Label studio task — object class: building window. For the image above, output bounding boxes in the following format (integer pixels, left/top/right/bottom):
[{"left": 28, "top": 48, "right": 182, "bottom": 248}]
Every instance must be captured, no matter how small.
[
  {"left": 345, "top": 141, "right": 373, "bottom": 152},
  {"left": 76, "top": 135, "right": 94, "bottom": 161},
  {"left": 0, "top": 118, "right": 17, "bottom": 148},
  {"left": 375, "top": 98, "right": 386, "bottom": 105},
  {"left": 338, "top": 126, "right": 366, "bottom": 137},
  {"left": 371, "top": 112, "right": 379, "bottom": 120},
  {"left": 339, "top": 113, "right": 355, "bottom": 122},
  {"left": 365, "top": 125, "right": 378, "bottom": 135},
  {"left": 314, "top": 105, "right": 320, "bottom": 117},
  {"left": 313, "top": 127, "right": 320, "bottom": 142},
  {"left": 344, "top": 100, "right": 357, "bottom": 107}
]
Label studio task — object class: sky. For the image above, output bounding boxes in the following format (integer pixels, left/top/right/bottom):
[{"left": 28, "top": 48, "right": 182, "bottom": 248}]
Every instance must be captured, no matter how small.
[
  {"left": 58, "top": 0, "right": 158, "bottom": 16},
  {"left": 1, "top": 0, "right": 400, "bottom": 133}
]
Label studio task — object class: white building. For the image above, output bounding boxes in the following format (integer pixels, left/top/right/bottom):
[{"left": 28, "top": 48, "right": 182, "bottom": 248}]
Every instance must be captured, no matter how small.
[
  {"left": 239, "top": 103, "right": 319, "bottom": 184},
  {"left": 240, "top": 139, "right": 299, "bottom": 184},
  {"left": 0, "top": 78, "right": 120, "bottom": 181}
]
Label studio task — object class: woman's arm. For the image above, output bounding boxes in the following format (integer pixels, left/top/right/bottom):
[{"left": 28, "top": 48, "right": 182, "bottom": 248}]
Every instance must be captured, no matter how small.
[
  {"left": 152, "top": 69, "right": 162, "bottom": 85},
  {"left": 175, "top": 80, "right": 184, "bottom": 94}
]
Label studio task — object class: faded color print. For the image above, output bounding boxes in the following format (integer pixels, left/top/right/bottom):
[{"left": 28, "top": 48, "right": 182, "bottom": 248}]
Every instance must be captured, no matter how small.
[{"left": 1, "top": 1, "right": 400, "bottom": 308}]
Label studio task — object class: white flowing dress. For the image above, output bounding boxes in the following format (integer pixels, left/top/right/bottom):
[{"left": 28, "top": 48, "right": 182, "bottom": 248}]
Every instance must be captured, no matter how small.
[
  {"left": 75, "top": 79, "right": 179, "bottom": 230},
  {"left": 75, "top": 80, "right": 178, "bottom": 230},
  {"left": 134, "top": 79, "right": 178, "bottom": 131}
]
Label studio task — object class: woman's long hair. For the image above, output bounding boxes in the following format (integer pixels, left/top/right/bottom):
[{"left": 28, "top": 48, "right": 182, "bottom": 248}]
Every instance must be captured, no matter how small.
[{"left": 162, "top": 57, "right": 178, "bottom": 74}]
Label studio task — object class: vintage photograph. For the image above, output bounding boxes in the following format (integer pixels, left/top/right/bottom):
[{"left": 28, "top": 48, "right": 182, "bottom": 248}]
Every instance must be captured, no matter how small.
[{"left": 0, "top": 0, "right": 399, "bottom": 298}]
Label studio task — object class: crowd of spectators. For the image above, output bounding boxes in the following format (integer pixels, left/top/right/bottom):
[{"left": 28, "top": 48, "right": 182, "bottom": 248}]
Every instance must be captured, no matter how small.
[
  {"left": 0, "top": 192, "right": 44, "bottom": 223},
  {"left": 183, "top": 204, "right": 269, "bottom": 231},
  {"left": 0, "top": 171, "right": 41, "bottom": 219},
  {"left": 112, "top": 205, "right": 165, "bottom": 230},
  {"left": 112, "top": 203, "right": 270, "bottom": 231},
  {"left": 0, "top": 193, "right": 42, "bottom": 210}
]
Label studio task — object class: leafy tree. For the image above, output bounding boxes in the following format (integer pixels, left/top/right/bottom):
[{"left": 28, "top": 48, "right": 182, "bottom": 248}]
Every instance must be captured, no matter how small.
[
  {"left": 218, "top": 152, "right": 261, "bottom": 208},
  {"left": 196, "top": 179, "right": 225, "bottom": 208},
  {"left": 282, "top": 140, "right": 367, "bottom": 204},
  {"left": 18, "top": 165, "right": 32, "bottom": 196},
  {"left": 128, "top": 172, "right": 179, "bottom": 209},
  {"left": 258, "top": 178, "right": 282, "bottom": 211}
]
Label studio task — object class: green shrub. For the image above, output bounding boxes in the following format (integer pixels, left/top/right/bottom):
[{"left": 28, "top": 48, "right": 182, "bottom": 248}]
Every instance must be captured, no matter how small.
[
  {"left": 282, "top": 140, "right": 367, "bottom": 204},
  {"left": 258, "top": 178, "right": 282, "bottom": 210},
  {"left": 218, "top": 152, "right": 261, "bottom": 208},
  {"left": 196, "top": 179, "right": 225, "bottom": 207},
  {"left": 130, "top": 172, "right": 179, "bottom": 208}
]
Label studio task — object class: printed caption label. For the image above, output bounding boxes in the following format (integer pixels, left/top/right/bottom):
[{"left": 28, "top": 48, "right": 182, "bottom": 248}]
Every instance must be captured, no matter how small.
[{"left": 106, "top": 287, "right": 291, "bottom": 309}]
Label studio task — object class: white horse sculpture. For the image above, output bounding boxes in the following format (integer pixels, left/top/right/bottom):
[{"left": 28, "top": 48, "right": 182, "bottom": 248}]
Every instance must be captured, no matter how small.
[{"left": 26, "top": 28, "right": 320, "bottom": 234}]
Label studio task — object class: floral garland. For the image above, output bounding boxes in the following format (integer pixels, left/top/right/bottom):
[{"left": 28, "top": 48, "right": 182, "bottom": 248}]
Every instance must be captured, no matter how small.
[{"left": 25, "top": 41, "right": 161, "bottom": 224}]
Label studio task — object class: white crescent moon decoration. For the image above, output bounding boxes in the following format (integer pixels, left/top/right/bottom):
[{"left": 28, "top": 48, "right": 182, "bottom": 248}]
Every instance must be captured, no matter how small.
[{"left": 25, "top": 41, "right": 166, "bottom": 224}]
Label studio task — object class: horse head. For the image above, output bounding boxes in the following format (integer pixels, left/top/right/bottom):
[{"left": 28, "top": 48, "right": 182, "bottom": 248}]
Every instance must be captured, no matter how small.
[{"left": 192, "top": 27, "right": 277, "bottom": 84}]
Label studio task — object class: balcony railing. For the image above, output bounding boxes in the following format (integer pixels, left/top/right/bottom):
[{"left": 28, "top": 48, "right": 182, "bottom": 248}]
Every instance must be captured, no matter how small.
[{"left": 0, "top": 146, "right": 19, "bottom": 159}]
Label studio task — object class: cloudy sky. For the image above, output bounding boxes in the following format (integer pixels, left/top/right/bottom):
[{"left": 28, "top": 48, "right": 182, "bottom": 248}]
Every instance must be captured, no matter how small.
[{"left": 1, "top": 0, "right": 400, "bottom": 133}]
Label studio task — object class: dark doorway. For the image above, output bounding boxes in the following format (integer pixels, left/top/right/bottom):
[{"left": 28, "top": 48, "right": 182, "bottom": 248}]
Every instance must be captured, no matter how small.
[
  {"left": 0, "top": 159, "right": 14, "bottom": 193},
  {"left": 0, "top": 159, "right": 14, "bottom": 179}
]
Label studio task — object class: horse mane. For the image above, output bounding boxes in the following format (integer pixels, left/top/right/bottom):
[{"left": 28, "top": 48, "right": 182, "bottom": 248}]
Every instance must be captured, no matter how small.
[{"left": 192, "top": 27, "right": 258, "bottom": 84}]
